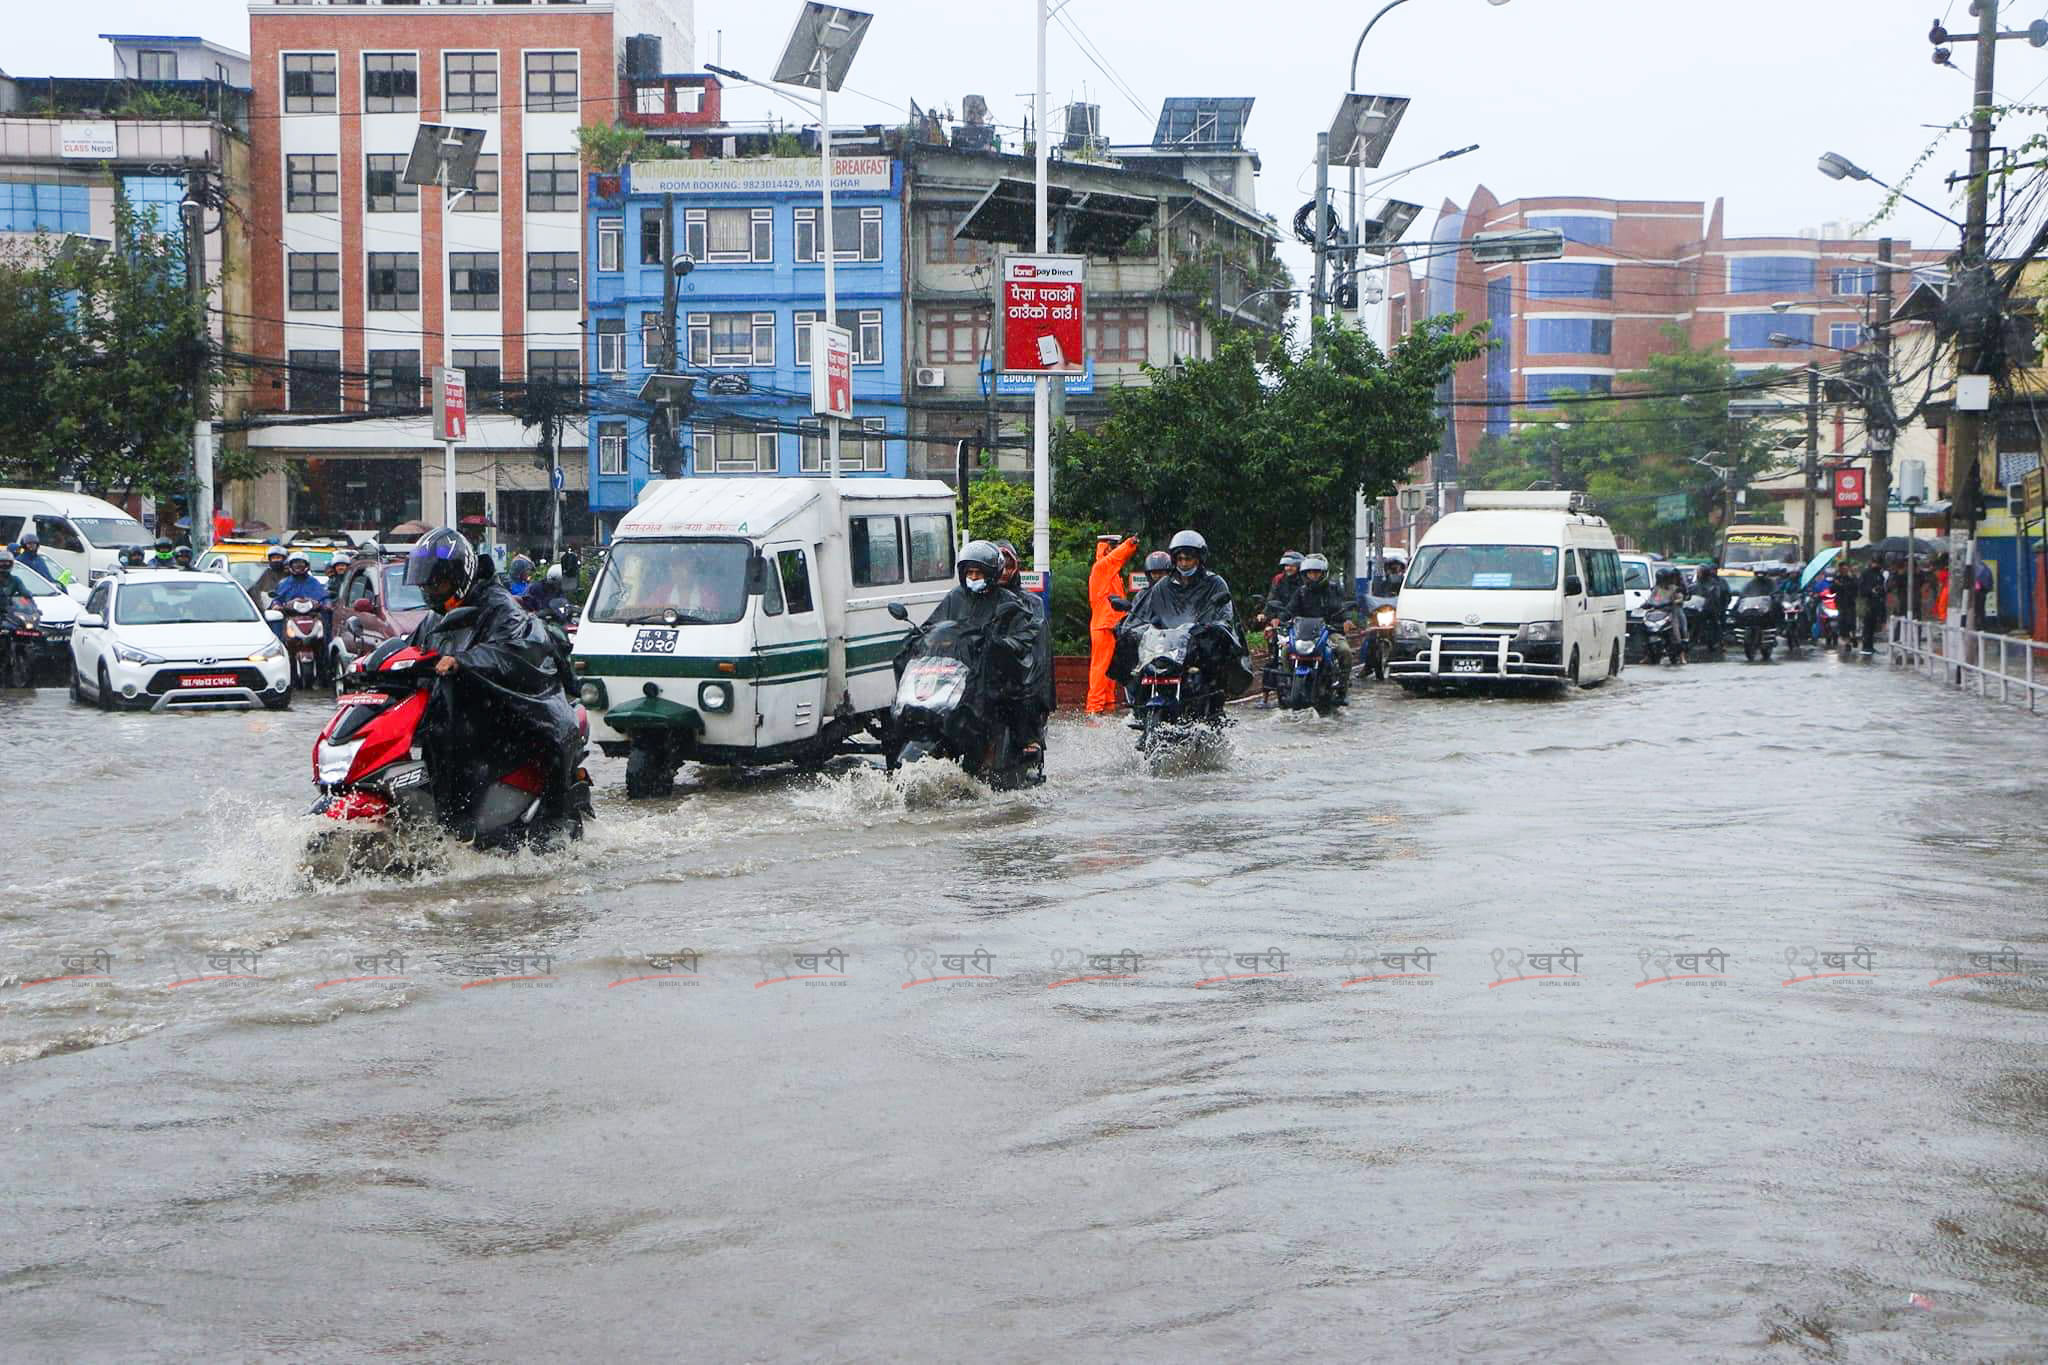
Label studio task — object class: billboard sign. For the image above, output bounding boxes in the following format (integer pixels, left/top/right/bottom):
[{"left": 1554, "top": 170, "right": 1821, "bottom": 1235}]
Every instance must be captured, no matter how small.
[
  {"left": 632, "top": 157, "right": 893, "bottom": 195},
  {"left": 1001, "top": 254, "right": 1087, "bottom": 376},
  {"left": 1832, "top": 466, "right": 1866, "bottom": 509},
  {"left": 432, "top": 365, "right": 467, "bottom": 442},
  {"left": 60, "top": 123, "right": 118, "bottom": 158},
  {"left": 810, "top": 324, "right": 853, "bottom": 420}
]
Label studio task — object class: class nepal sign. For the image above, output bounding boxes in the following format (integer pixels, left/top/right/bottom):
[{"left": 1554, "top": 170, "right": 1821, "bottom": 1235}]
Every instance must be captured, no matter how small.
[
  {"left": 632, "top": 157, "right": 893, "bottom": 195},
  {"left": 60, "top": 123, "right": 118, "bottom": 158},
  {"left": 1001, "top": 254, "right": 1087, "bottom": 376}
]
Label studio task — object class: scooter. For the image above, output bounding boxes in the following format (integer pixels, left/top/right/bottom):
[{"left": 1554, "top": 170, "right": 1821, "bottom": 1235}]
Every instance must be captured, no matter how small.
[
  {"left": 273, "top": 596, "right": 331, "bottom": 689},
  {"left": 1818, "top": 588, "right": 1841, "bottom": 648},
  {"left": 883, "top": 604, "right": 1042, "bottom": 790},
  {"left": 1276, "top": 616, "right": 1343, "bottom": 713},
  {"left": 1735, "top": 589, "right": 1782, "bottom": 662},
  {"left": 1779, "top": 586, "right": 1811, "bottom": 659},
  {"left": 305, "top": 617, "right": 593, "bottom": 877},
  {"left": 0, "top": 597, "right": 40, "bottom": 688},
  {"left": 1640, "top": 598, "right": 1685, "bottom": 666}
]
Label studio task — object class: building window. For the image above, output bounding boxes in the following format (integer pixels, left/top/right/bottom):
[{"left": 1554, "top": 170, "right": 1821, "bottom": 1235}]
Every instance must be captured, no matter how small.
[
  {"left": 1526, "top": 214, "right": 1613, "bottom": 246},
  {"left": 639, "top": 206, "right": 666, "bottom": 264},
  {"left": 693, "top": 426, "right": 779, "bottom": 474},
  {"left": 0, "top": 182, "right": 87, "bottom": 234},
  {"left": 287, "top": 251, "right": 340, "bottom": 311},
  {"left": 444, "top": 52, "right": 497, "bottom": 113},
  {"left": 285, "top": 153, "right": 338, "bottom": 213},
  {"left": 366, "top": 252, "right": 420, "bottom": 310},
  {"left": 927, "top": 307, "right": 989, "bottom": 365},
  {"left": 1087, "top": 306, "right": 1146, "bottom": 363},
  {"left": 1830, "top": 322, "right": 1866, "bottom": 350},
  {"left": 794, "top": 206, "right": 883, "bottom": 262},
  {"left": 137, "top": 49, "right": 178, "bottom": 81},
  {"left": 450, "top": 154, "right": 497, "bottom": 212},
  {"left": 1832, "top": 266, "right": 1876, "bottom": 295},
  {"left": 596, "top": 318, "right": 625, "bottom": 373},
  {"left": 1524, "top": 373, "right": 1612, "bottom": 404},
  {"left": 288, "top": 350, "right": 340, "bottom": 413},
  {"left": 526, "top": 349, "right": 579, "bottom": 395},
  {"left": 282, "top": 53, "right": 337, "bottom": 114},
  {"left": 597, "top": 217, "right": 623, "bottom": 272},
  {"left": 525, "top": 51, "right": 579, "bottom": 113},
  {"left": 794, "top": 310, "right": 883, "bottom": 366},
  {"left": 1729, "top": 312, "right": 1809, "bottom": 349},
  {"left": 452, "top": 349, "right": 501, "bottom": 410},
  {"left": 525, "top": 252, "right": 579, "bottom": 311},
  {"left": 1527, "top": 262, "right": 1613, "bottom": 299},
  {"left": 687, "top": 312, "right": 775, "bottom": 368},
  {"left": 363, "top": 53, "right": 419, "bottom": 114},
  {"left": 526, "top": 153, "right": 581, "bottom": 213},
  {"left": 1526, "top": 317, "right": 1613, "bottom": 355},
  {"left": 448, "top": 251, "right": 500, "bottom": 310},
  {"left": 1170, "top": 312, "right": 1198, "bottom": 361},
  {"left": 924, "top": 208, "right": 991, "bottom": 264},
  {"left": 367, "top": 350, "right": 421, "bottom": 412},
  {"left": 683, "top": 206, "right": 773, "bottom": 263},
  {"left": 597, "top": 422, "right": 628, "bottom": 476},
  {"left": 365, "top": 154, "right": 417, "bottom": 213},
  {"left": 1727, "top": 256, "right": 1815, "bottom": 295},
  {"left": 800, "top": 417, "right": 886, "bottom": 473}
]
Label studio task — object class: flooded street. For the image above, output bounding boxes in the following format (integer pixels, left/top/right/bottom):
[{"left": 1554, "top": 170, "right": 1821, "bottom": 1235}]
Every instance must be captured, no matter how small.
[{"left": 5, "top": 654, "right": 2047, "bottom": 1360}]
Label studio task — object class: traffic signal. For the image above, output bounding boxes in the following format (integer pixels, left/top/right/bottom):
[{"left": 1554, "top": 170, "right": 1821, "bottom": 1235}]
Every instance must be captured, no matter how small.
[{"left": 1834, "top": 514, "right": 1864, "bottom": 542}]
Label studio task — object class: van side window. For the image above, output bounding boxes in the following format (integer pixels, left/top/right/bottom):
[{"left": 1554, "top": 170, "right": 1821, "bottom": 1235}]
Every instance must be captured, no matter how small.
[
  {"left": 849, "top": 515, "right": 903, "bottom": 587},
  {"left": 777, "top": 548, "right": 814, "bottom": 614},
  {"left": 1589, "top": 549, "right": 1623, "bottom": 597},
  {"left": 759, "top": 551, "right": 786, "bottom": 616},
  {"left": 34, "top": 516, "right": 84, "bottom": 553},
  {"left": 906, "top": 513, "right": 954, "bottom": 582},
  {"left": 0, "top": 515, "right": 23, "bottom": 545}
]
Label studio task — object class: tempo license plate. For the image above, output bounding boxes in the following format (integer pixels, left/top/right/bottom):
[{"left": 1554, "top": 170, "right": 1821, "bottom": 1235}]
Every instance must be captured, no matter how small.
[
  {"left": 179, "top": 673, "right": 239, "bottom": 688},
  {"left": 632, "top": 628, "right": 678, "bottom": 654},
  {"left": 1450, "top": 658, "right": 1486, "bottom": 674}
]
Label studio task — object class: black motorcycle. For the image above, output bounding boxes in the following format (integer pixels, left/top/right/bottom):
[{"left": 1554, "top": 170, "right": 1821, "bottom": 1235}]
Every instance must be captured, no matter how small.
[
  {"left": 1119, "top": 619, "right": 1240, "bottom": 761},
  {"left": 1275, "top": 616, "right": 1343, "bottom": 713},
  {"left": 0, "top": 597, "right": 39, "bottom": 688},
  {"left": 1734, "top": 584, "right": 1783, "bottom": 662},
  {"left": 1779, "top": 586, "right": 1813, "bottom": 658},
  {"left": 1640, "top": 597, "right": 1685, "bottom": 666},
  {"left": 884, "top": 604, "right": 1042, "bottom": 790},
  {"left": 1683, "top": 592, "right": 1722, "bottom": 661}
]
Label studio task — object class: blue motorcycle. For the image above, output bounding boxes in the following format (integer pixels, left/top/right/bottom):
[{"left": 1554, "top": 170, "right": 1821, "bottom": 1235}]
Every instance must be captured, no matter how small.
[{"left": 1277, "top": 616, "right": 1341, "bottom": 715}]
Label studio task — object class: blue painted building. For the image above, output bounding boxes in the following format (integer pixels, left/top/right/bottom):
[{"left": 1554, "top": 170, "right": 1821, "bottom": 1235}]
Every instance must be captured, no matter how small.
[{"left": 584, "top": 156, "right": 907, "bottom": 528}]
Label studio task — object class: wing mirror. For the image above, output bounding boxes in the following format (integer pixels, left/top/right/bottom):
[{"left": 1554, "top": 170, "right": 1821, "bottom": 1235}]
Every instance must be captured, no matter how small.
[
  {"left": 886, "top": 602, "right": 910, "bottom": 621},
  {"left": 1565, "top": 575, "right": 1584, "bottom": 597},
  {"left": 77, "top": 611, "right": 104, "bottom": 629},
  {"left": 352, "top": 597, "right": 374, "bottom": 613},
  {"left": 263, "top": 608, "right": 283, "bottom": 623},
  {"left": 745, "top": 551, "right": 767, "bottom": 596}
]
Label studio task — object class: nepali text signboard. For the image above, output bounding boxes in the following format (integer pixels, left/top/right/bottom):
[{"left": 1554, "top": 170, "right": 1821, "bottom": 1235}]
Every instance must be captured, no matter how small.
[
  {"left": 632, "top": 157, "right": 893, "bottom": 195},
  {"left": 810, "top": 324, "right": 853, "bottom": 420},
  {"left": 1653, "top": 493, "right": 1688, "bottom": 523},
  {"left": 981, "top": 356, "right": 1095, "bottom": 396},
  {"left": 1832, "top": 466, "right": 1866, "bottom": 509},
  {"left": 1000, "top": 254, "right": 1087, "bottom": 376},
  {"left": 433, "top": 366, "right": 468, "bottom": 442}
]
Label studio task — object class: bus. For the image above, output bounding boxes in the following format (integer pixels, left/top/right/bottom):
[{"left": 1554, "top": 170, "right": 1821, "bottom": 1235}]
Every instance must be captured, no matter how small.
[{"left": 1717, "top": 524, "right": 1802, "bottom": 571}]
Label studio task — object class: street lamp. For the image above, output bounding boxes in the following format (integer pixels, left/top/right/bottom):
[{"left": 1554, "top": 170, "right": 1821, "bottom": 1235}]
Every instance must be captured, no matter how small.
[{"left": 1816, "top": 150, "right": 1965, "bottom": 229}]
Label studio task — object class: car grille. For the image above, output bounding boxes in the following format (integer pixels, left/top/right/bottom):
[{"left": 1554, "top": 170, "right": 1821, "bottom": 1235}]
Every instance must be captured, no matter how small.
[
  {"left": 146, "top": 665, "right": 266, "bottom": 694},
  {"left": 1433, "top": 634, "right": 1510, "bottom": 653}
]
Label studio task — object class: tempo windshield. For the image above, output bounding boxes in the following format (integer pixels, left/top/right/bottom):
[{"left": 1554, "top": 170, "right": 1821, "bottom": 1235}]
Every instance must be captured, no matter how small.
[
  {"left": 115, "top": 580, "right": 261, "bottom": 625},
  {"left": 588, "top": 540, "right": 750, "bottom": 625},
  {"left": 1408, "top": 544, "right": 1559, "bottom": 591}
]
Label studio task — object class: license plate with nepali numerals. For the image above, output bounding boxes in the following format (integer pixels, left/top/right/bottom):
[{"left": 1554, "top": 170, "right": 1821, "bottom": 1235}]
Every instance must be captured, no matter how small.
[{"left": 632, "top": 628, "right": 679, "bottom": 654}]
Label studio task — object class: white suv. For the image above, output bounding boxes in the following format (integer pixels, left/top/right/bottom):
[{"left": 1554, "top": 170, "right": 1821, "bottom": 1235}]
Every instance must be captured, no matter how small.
[{"left": 70, "top": 570, "right": 292, "bottom": 711}]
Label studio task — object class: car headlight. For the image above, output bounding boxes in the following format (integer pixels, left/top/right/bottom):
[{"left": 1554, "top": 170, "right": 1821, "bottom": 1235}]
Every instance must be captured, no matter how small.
[
  {"left": 112, "top": 642, "right": 163, "bottom": 665},
  {"left": 1515, "top": 620, "right": 1561, "bottom": 642},
  {"left": 698, "top": 680, "right": 733, "bottom": 714},
  {"left": 248, "top": 639, "right": 285, "bottom": 662},
  {"left": 1394, "top": 619, "right": 1428, "bottom": 642},
  {"left": 578, "top": 678, "right": 608, "bottom": 710}
]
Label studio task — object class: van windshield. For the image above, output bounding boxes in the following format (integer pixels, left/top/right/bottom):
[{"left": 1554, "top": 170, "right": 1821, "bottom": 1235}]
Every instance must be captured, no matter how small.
[
  {"left": 588, "top": 540, "right": 750, "bottom": 625},
  {"left": 72, "top": 516, "right": 149, "bottom": 545},
  {"left": 1408, "top": 544, "right": 1559, "bottom": 591}
]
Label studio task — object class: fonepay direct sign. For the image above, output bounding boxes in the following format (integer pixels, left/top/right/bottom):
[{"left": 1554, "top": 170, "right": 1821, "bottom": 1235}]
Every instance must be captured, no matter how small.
[
  {"left": 432, "top": 365, "right": 467, "bottom": 442},
  {"left": 810, "top": 324, "right": 853, "bottom": 420},
  {"left": 1001, "top": 254, "right": 1087, "bottom": 376}
]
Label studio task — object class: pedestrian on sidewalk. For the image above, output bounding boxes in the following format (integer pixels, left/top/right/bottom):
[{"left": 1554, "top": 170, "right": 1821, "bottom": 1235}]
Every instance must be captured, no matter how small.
[
  {"left": 1858, "top": 557, "right": 1889, "bottom": 654},
  {"left": 1086, "top": 532, "right": 1137, "bottom": 713},
  {"left": 1833, "top": 555, "right": 1860, "bottom": 650},
  {"left": 1933, "top": 552, "right": 1950, "bottom": 623},
  {"left": 1971, "top": 558, "right": 1993, "bottom": 625}
]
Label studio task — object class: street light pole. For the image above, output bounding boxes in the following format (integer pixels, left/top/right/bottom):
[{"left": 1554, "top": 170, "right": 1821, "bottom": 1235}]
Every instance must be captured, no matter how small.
[
  {"left": 819, "top": 50, "right": 840, "bottom": 486},
  {"left": 1949, "top": 0, "right": 2001, "bottom": 631},
  {"left": 1031, "top": 0, "right": 1051, "bottom": 574}
]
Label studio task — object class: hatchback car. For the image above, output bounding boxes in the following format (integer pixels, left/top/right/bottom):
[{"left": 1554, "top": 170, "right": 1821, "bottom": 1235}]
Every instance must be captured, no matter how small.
[{"left": 70, "top": 570, "right": 292, "bottom": 711}]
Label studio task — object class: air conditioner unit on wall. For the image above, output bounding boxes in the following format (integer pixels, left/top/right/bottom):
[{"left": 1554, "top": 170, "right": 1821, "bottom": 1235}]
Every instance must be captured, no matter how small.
[{"left": 914, "top": 366, "right": 946, "bottom": 388}]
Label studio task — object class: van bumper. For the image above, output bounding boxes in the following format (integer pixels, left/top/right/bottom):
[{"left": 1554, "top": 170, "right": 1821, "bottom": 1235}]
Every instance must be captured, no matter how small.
[
  {"left": 1388, "top": 635, "right": 1565, "bottom": 681},
  {"left": 603, "top": 694, "right": 706, "bottom": 738}
]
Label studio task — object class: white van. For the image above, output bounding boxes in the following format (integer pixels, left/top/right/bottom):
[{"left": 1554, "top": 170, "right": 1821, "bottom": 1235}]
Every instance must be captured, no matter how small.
[
  {"left": 1387, "top": 491, "right": 1627, "bottom": 689},
  {"left": 0, "top": 489, "right": 153, "bottom": 585},
  {"left": 572, "top": 477, "right": 959, "bottom": 797}
]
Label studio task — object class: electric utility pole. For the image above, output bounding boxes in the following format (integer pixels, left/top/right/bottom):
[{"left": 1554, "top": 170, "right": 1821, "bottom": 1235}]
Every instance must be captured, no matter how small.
[
  {"left": 1948, "top": 0, "right": 2000, "bottom": 629},
  {"left": 182, "top": 172, "right": 213, "bottom": 547},
  {"left": 658, "top": 192, "right": 680, "bottom": 477},
  {"left": 1803, "top": 365, "right": 1820, "bottom": 560},
  {"left": 1870, "top": 236, "right": 1896, "bottom": 543}
]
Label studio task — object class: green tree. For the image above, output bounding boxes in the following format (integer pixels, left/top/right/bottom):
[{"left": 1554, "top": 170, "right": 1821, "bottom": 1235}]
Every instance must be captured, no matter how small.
[{"left": 1464, "top": 325, "right": 1798, "bottom": 553}]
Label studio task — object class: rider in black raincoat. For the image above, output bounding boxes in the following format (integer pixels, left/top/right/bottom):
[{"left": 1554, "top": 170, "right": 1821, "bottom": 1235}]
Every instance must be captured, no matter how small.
[
  {"left": 403, "top": 529, "right": 583, "bottom": 833},
  {"left": 1114, "top": 529, "right": 1252, "bottom": 695},
  {"left": 904, "top": 540, "right": 1042, "bottom": 754}
]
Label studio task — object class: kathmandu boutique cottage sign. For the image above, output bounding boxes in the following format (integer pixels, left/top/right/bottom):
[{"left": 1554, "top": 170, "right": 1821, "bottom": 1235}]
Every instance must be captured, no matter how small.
[{"left": 630, "top": 157, "right": 894, "bottom": 195}]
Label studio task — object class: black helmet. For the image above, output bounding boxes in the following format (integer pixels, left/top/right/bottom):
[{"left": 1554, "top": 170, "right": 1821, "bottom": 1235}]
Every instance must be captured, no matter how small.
[
  {"left": 402, "top": 527, "right": 479, "bottom": 603},
  {"left": 956, "top": 539, "right": 1003, "bottom": 590},
  {"left": 1144, "top": 550, "right": 1172, "bottom": 575},
  {"left": 19, "top": 531, "right": 37, "bottom": 548},
  {"left": 509, "top": 555, "right": 533, "bottom": 582},
  {"left": 154, "top": 537, "right": 173, "bottom": 552},
  {"left": 121, "top": 546, "right": 145, "bottom": 566}
]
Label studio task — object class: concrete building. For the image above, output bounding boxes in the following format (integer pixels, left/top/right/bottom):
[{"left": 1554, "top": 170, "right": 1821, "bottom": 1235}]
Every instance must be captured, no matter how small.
[
  {"left": 101, "top": 34, "right": 252, "bottom": 88},
  {"left": 241, "top": 0, "right": 692, "bottom": 548}
]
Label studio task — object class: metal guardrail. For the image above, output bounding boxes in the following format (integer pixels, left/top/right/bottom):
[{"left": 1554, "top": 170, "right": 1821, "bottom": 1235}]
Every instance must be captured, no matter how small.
[{"left": 1889, "top": 618, "right": 2048, "bottom": 713}]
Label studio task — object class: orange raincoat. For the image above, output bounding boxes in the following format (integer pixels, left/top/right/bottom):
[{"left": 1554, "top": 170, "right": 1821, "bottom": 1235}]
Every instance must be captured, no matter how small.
[{"left": 1086, "top": 537, "right": 1138, "bottom": 712}]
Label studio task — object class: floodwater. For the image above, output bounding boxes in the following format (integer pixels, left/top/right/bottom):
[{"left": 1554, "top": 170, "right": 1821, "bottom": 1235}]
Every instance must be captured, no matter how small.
[{"left": 4, "top": 651, "right": 2046, "bottom": 1361}]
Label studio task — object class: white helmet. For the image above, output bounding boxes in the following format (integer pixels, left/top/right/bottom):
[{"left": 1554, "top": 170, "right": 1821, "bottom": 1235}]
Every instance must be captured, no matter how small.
[{"left": 1301, "top": 554, "right": 1329, "bottom": 575}]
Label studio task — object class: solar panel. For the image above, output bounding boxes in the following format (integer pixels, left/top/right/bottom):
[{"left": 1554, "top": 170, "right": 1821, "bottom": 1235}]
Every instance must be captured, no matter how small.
[{"left": 1152, "top": 97, "right": 1254, "bottom": 150}]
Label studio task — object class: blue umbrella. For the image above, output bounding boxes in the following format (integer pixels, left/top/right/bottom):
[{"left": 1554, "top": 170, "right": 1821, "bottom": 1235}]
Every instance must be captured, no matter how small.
[{"left": 1799, "top": 545, "right": 1842, "bottom": 589}]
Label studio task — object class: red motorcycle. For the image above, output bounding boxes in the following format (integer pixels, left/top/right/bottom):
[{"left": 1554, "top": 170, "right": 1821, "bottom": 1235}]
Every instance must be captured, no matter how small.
[{"left": 306, "top": 620, "right": 593, "bottom": 877}]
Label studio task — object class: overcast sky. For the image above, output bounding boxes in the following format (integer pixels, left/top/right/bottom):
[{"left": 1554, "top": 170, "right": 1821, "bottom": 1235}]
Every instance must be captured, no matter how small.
[{"left": 14, "top": 0, "right": 2029, "bottom": 284}]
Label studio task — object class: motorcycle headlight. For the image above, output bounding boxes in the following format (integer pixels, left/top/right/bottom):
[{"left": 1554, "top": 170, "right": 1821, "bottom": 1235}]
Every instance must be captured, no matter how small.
[
  {"left": 112, "top": 641, "right": 162, "bottom": 665},
  {"left": 1516, "top": 620, "right": 1561, "bottom": 642},
  {"left": 698, "top": 681, "right": 733, "bottom": 714},
  {"left": 1739, "top": 595, "right": 1770, "bottom": 610},
  {"left": 579, "top": 678, "right": 608, "bottom": 710},
  {"left": 247, "top": 640, "right": 285, "bottom": 662},
  {"left": 1394, "top": 619, "right": 1428, "bottom": 642},
  {"left": 1372, "top": 606, "right": 1396, "bottom": 627},
  {"left": 1292, "top": 639, "right": 1318, "bottom": 656}
]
